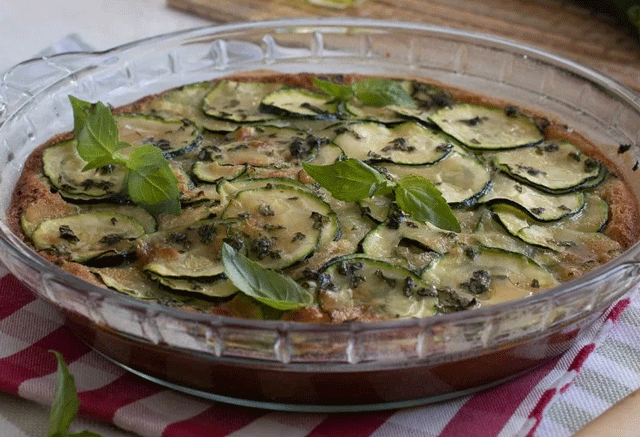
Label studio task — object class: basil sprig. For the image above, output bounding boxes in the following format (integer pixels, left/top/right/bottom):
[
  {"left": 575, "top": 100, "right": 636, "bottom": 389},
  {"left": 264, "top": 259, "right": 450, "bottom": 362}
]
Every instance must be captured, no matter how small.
[
  {"left": 312, "top": 77, "right": 416, "bottom": 108},
  {"left": 47, "top": 351, "right": 101, "bottom": 437},
  {"left": 302, "top": 159, "right": 461, "bottom": 232},
  {"left": 69, "top": 96, "right": 180, "bottom": 215},
  {"left": 222, "top": 243, "right": 314, "bottom": 311}
]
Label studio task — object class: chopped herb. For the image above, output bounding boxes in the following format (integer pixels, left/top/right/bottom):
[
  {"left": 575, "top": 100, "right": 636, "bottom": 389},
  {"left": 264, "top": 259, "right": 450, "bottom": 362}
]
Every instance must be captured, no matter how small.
[
  {"left": 504, "top": 105, "right": 518, "bottom": 117},
  {"left": 310, "top": 211, "right": 330, "bottom": 230},
  {"left": 460, "top": 116, "right": 485, "bottom": 126},
  {"left": 223, "top": 235, "right": 244, "bottom": 251},
  {"left": 381, "top": 137, "right": 415, "bottom": 153},
  {"left": 336, "top": 260, "right": 364, "bottom": 276},
  {"left": 58, "top": 225, "right": 79, "bottom": 243},
  {"left": 292, "top": 232, "right": 306, "bottom": 242},
  {"left": 416, "top": 286, "right": 438, "bottom": 298},
  {"left": 259, "top": 204, "right": 275, "bottom": 216},
  {"left": 459, "top": 270, "right": 491, "bottom": 294},
  {"left": 98, "top": 234, "right": 124, "bottom": 245},
  {"left": 197, "top": 224, "right": 217, "bottom": 244},
  {"left": 618, "top": 144, "right": 632, "bottom": 154},
  {"left": 584, "top": 158, "right": 599, "bottom": 172},
  {"left": 374, "top": 269, "right": 397, "bottom": 287},
  {"left": 568, "top": 152, "right": 581, "bottom": 162},
  {"left": 403, "top": 276, "right": 416, "bottom": 296},
  {"left": 543, "top": 143, "right": 559, "bottom": 152}
]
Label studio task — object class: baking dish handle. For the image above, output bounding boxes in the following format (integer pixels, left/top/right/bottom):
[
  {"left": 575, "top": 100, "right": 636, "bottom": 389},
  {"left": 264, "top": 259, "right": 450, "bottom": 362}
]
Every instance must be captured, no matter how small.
[{"left": 0, "top": 52, "right": 98, "bottom": 127}]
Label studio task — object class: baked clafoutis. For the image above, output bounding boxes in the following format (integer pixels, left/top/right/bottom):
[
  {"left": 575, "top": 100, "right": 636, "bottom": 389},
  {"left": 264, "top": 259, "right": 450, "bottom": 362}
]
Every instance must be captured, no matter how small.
[{"left": 9, "top": 73, "right": 639, "bottom": 323}]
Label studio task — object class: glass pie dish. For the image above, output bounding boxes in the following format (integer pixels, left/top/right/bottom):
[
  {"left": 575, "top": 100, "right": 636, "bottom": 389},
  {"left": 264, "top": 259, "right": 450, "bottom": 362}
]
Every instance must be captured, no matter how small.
[{"left": 1, "top": 18, "right": 640, "bottom": 412}]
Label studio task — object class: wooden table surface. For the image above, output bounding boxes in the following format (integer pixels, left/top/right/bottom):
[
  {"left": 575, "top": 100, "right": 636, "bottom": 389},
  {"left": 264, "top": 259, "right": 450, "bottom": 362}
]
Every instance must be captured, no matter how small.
[{"left": 168, "top": 0, "right": 640, "bottom": 91}]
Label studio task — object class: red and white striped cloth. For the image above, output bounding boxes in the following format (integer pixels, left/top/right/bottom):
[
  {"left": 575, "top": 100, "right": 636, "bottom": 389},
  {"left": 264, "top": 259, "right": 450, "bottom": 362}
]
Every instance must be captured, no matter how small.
[{"left": 2, "top": 273, "right": 640, "bottom": 437}]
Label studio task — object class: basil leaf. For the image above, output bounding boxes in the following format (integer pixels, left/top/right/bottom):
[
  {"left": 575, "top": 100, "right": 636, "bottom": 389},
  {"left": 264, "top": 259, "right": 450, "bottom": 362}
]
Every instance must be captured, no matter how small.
[
  {"left": 69, "top": 96, "right": 181, "bottom": 215},
  {"left": 312, "top": 77, "right": 354, "bottom": 101},
  {"left": 69, "top": 432, "right": 102, "bottom": 437},
  {"left": 69, "top": 96, "right": 92, "bottom": 139},
  {"left": 395, "top": 175, "right": 461, "bottom": 232},
  {"left": 71, "top": 100, "right": 126, "bottom": 171},
  {"left": 222, "top": 243, "right": 314, "bottom": 311},
  {"left": 47, "top": 350, "right": 80, "bottom": 437},
  {"left": 352, "top": 78, "right": 416, "bottom": 108},
  {"left": 302, "top": 158, "right": 392, "bottom": 202},
  {"left": 126, "top": 144, "right": 180, "bottom": 214}
]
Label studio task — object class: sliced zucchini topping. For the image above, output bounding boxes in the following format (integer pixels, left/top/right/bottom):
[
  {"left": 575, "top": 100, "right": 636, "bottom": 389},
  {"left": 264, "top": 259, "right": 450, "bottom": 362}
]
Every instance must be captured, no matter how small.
[
  {"left": 261, "top": 88, "right": 340, "bottom": 119},
  {"left": 147, "top": 272, "right": 238, "bottom": 298},
  {"left": 376, "top": 152, "right": 492, "bottom": 207},
  {"left": 147, "top": 82, "right": 238, "bottom": 132},
  {"left": 333, "top": 122, "right": 454, "bottom": 165},
  {"left": 344, "top": 101, "right": 408, "bottom": 123},
  {"left": 136, "top": 220, "right": 232, "bottom": 280},
  {"left": 202, "top": 80, "right": 282, "bottom": 122},
  {"left": 429, "top": 103, "right": 543, "bottom": 150},
  {"left": 192, "top": 162, "right": 247, "bottom": 184},
  {"left": 31, "top": 212, "right": 146, "bottom": 263},
  {"left": 115, "top": 114, "right": 201, "bottom": 159},
  {"left": 492, "top": 140, "right": 603, "bottom": 192},
  {"left": 201, "top": 125, "right": 324, "bottom": 167},
  {"left": 421, "top": 246, "right": 559, "bottom": 305},
  {"left": 361, "top": 220, "right": 456, "bottom": 271},
  {"left": 479, "top": 172, "right": 584, "bottom": 221},
  {"left": 28, "top": 73, "right": 628, "bottom": 322},
  {"left": 221, "top": 186, "right": 336, "bottom": 269},
  {"left": 492, "top": 201, "right": 619, "bottom": 254},
  {"left": 43, "top": 139, "right": 126, "bottom": 200},
  {"left": 317, "top": 256, "right": 438, "bottom": 320}
]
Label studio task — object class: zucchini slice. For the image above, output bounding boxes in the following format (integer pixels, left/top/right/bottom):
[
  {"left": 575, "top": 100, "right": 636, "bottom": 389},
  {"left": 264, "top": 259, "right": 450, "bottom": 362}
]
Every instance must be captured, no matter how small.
[
  {"left": 479, "top": 172, "right": 584, "bottom": 221},
  {"left": 192, "top": 162, "right": 247, "bottom": 184},
  {"left": 138, "top": 219, "right": 237, "bottom": 285},
  {"left": 492, "top": 140, "right": 603, "bottom": 192},
  {"left": 360, "top": 220, "right": 456, "bottom": 271},
  {"left": 375, "top": 151, "right": 492, "bottom": 207},
  {"left": 471, "top": 210, "right": 538, "bottom": 258},
  {"left": 306, "top": 142, "right": 344, "bottom": 166},
  {"left": 318, "top": 255, "right": 438, "bottom": 320},
  {"left": 92, "top": 266, "right": 163, "bottom": 299},
  {"left": 344, "top": 101, "right": 408, "bottom": 124},
  {"left": 492, "top": 200, "right": 616, "bottom": 253},
  {"left": 421, "top": 246, "right": 558, "bottom": 305},
  {"left": 217, "top": 177, "right": 313, "bottom": 202},
  {"left": 82, "top": 204, "right": 157, "bottom": 234},
  {"left": 43, "top": 139, "right": 126, "bottom": 200},
  {"left": 148, "top": 82, "right": 238, "bottom": 132},
  {"left": 115, "top": 114, "right": 201, "bottom": 159},
  {"left": 429, "top": 103, "right": 543, "bottom": 150},
  {"left": 261, "top": 88, "right": 339, "bottom": 120},
  {"left": 31, "top": 211, "right": 146, "bottom": 263},
  {"left": 202, "top": 80, "right": 282, "bottom": 122},
  {"left": 221, "top": 186, "right": 337, "bottom": 269},
  {"left": 333, "top": 121, "right": 454, "bottom": 165},
  {"left": 147, "top": 272, "right": 237, "bottom": 298},
  {"left": 213, "top": 125, "right": 322, "bottom": 167},
  {"left": 358, "top": 194, "right": 394, "bottom": 223}
]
